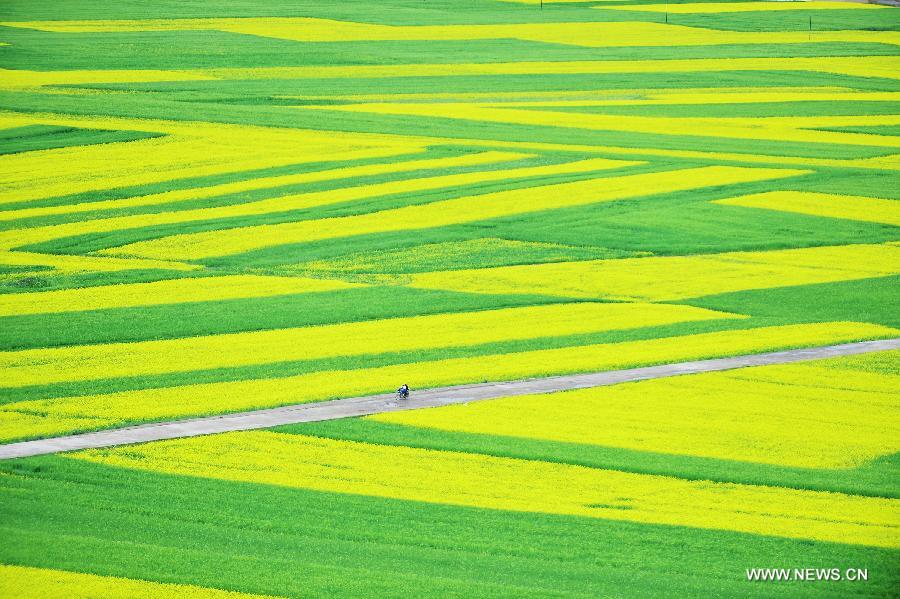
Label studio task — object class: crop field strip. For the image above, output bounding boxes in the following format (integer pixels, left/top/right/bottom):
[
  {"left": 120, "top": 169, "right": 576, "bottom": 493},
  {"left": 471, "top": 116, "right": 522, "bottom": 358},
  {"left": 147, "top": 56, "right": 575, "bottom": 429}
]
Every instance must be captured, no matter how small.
[
  {"left": 0, "top": 0, "right": 898, "bottom": 596},
  {"left": 0, "top": 339, "right": 894, "bottom": 463},
  {"left": 0, "top": 565, "right": 277, "bottom": 599}
]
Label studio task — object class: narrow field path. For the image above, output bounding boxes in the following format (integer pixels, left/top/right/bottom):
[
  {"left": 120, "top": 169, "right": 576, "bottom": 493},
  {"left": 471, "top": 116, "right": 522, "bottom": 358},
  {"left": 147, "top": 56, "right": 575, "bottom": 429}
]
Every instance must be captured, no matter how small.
[{"left": 1, "top": 338, "right": 897, "bottom": 460}]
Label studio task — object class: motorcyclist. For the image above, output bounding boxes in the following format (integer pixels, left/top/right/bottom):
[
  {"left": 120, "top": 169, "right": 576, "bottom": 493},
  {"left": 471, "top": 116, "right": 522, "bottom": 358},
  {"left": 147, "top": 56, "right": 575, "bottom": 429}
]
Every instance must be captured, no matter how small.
[{"left": 397, "top": 384, "right": 410, "bottom": 400}]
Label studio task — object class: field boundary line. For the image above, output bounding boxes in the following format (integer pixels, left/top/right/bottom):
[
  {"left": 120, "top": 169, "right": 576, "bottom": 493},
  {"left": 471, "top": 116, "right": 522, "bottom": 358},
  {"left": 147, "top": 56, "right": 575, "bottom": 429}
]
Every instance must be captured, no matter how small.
[{"left": 1, "top": 338, "right": 897, "bottom": 460}]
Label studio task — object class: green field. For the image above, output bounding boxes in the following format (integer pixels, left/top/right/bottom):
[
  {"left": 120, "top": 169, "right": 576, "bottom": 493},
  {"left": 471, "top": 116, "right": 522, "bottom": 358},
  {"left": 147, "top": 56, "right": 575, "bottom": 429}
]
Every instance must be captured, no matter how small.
[{"left": 0, "top": 0, "right": 898, "bottom": 596}]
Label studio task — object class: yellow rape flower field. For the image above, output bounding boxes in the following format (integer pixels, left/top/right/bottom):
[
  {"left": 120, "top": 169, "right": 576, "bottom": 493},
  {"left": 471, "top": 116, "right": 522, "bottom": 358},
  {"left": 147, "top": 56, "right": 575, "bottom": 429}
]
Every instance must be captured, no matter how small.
[
  {"left": 0, "top": 274, "right": 363, "bottom": 317},
  {"left": 715, "top": 191, "right": 900, "bottom": 226},
  {"left": 0, "top": 0, "right": 898, "bottom": 596},
  {"left": 0, "top": 565, "right": 279, "bottom": 599}
]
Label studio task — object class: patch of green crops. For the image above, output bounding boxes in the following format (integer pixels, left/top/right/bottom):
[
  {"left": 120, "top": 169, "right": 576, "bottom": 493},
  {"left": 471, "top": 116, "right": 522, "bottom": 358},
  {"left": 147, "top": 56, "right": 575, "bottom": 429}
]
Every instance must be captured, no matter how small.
[
  {"left": 289, "top": 239, "right": 640, "bottom": 275},
  {"left": 683, "top": 275, "right": 900, "bottom": 329},
  {"left": 0, "top": 124, "right": 161, "bottom": 155},
  {"left": 668, "top": 9, "right": 900, "bottom": 33},
  {"left": 817, "top": 124, "right": 900, "bottom": 137},
  {"left": 464, "top": 194, "right": 899, "bottom": 258}
]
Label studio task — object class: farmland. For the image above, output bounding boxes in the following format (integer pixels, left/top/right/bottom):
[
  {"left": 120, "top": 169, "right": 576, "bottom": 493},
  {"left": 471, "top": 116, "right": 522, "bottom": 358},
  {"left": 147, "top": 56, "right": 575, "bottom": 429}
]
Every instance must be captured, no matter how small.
[
  {"left": 0, "top": 0, "right": 899, "bottom": 596},
  {"left": 3, "top": 353, "right": 899, "bottom": 597}
]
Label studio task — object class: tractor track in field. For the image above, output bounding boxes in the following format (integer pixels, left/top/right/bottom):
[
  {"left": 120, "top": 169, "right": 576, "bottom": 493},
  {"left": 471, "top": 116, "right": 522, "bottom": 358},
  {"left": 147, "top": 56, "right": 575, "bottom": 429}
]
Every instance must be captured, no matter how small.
[{"left": 1, "top": 337, "right": 897, "bottom": 460}]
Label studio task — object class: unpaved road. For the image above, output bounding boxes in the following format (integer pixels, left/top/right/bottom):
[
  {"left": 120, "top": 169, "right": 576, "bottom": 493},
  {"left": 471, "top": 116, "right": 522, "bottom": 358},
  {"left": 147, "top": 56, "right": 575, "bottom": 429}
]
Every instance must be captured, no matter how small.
[{"left": 1, "top": 337, "right": 897, "bottom": 460}]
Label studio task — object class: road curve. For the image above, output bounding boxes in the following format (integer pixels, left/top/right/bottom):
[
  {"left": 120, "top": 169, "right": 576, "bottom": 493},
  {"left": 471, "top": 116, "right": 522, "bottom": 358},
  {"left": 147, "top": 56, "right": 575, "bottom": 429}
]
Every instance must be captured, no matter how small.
[{"left": 1, "top": 338, "right": 897, "bottom": 460}]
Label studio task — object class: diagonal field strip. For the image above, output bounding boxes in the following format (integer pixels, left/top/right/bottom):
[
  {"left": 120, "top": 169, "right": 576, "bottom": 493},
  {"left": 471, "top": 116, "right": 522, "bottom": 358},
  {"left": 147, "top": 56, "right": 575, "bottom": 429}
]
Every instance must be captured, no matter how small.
[{"left": 1, "top": 338, "right": 896, "bottom": 461}]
